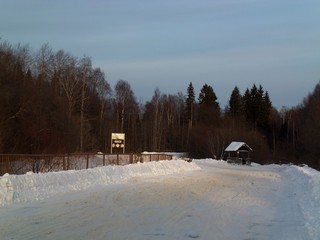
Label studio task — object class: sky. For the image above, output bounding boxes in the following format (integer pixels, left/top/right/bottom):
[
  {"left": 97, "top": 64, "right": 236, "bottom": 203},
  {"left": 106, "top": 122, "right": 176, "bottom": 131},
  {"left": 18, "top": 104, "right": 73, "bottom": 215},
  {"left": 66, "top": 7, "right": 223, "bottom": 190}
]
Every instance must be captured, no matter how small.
[{"left": 1, "top": 0, "right": 320, "bottom": 109}]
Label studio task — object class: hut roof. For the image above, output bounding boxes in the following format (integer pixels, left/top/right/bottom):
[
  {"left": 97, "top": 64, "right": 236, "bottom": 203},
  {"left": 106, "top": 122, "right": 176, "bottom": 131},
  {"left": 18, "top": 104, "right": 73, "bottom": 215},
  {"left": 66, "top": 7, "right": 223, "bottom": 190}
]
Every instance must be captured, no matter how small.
[{"left": 225, "top": 141, "right": 253, "bottom": 152}]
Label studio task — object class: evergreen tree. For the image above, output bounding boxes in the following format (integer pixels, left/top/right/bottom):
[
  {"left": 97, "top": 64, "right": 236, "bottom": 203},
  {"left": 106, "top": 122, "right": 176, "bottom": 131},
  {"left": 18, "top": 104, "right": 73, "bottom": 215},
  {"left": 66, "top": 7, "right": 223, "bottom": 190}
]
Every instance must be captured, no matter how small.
[
  {"left": 242, "top": 84, "right": 272, "bottom": 132},
  {"left": 198, "top": 84, "right": 220, "bottom": 125},
  {"left": 250, "top": 84, "right": 260, "bottom": 126},
  {"left": 185, "top": 82, "right": 195, "bottom": 127},
  {"left": 297, "top": 83, "right": 320, "bottom": 166},
  {"left": 242, "top": 88, "right": 251, "bottom": 124},
  {"left": 228, "top": 86, "right": 243, "bottom": 118},
  {"left": 198, "top": 84, "right": 218, "bottom": 106},
  {"left": 258, "top": 90, "right": 272, "bottom": 129}
]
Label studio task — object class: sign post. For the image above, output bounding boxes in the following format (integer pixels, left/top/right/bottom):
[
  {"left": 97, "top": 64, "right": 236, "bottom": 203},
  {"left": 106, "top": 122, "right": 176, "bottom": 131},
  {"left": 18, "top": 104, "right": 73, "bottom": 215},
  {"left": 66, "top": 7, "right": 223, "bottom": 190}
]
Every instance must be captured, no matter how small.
[{"left": 111, "top": 133, "right": 125, "bottom": 154}]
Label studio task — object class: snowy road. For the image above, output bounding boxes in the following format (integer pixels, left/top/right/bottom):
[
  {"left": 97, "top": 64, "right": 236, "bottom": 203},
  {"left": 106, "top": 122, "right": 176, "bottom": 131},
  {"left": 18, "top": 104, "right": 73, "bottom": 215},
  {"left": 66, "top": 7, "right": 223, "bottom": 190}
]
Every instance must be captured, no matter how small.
[{"left": 0, "top": 160, "right": 318, "bottom": 240}]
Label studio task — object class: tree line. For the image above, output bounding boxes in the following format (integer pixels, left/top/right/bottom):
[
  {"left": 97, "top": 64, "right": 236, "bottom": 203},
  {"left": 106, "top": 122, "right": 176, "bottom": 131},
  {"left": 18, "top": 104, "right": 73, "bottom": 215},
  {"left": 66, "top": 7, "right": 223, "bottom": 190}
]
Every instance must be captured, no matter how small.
[{"left": 0, "top": 41, "right": 319, "bottom": 169}]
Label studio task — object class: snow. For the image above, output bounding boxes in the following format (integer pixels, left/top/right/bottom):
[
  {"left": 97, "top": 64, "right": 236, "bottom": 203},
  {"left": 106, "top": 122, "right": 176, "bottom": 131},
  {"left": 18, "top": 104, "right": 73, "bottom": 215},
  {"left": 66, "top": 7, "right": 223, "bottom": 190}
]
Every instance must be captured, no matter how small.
[
  {"left": 0, "top": 160, "right": 198, "bottom": 206},
  {"left": 0, "top": 159, "right": 319, "bottom": 239},
  {"left": 225, "top": 141, "right": 253, "bottom": 151}
]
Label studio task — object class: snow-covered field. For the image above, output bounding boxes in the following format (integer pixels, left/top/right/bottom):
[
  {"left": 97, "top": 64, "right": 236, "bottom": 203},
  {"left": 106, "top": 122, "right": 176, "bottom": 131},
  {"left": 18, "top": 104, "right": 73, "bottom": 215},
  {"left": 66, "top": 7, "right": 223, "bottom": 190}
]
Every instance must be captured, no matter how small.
[{"left": 0, "top": 159, "right": 319, "bottom": 240}]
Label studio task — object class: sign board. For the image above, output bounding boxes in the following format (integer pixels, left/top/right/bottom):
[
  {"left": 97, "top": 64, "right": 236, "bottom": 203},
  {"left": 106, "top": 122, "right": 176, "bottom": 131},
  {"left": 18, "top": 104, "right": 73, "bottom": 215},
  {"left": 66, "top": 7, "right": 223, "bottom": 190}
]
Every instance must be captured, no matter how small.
[{"left": 111, "top": 133, "right": 125, "bottom": 154}]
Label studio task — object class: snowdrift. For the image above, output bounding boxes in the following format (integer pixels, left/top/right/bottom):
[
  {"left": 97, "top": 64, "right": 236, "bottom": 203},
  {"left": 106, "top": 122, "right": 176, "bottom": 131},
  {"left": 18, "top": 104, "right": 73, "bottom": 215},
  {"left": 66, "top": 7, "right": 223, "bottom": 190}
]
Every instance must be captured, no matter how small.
[
  {"left": 281, "top": 164, "right": 320, "bottom": 238},
  {"left": 0, "top": 160, "right": 200, "bottom": 206}
]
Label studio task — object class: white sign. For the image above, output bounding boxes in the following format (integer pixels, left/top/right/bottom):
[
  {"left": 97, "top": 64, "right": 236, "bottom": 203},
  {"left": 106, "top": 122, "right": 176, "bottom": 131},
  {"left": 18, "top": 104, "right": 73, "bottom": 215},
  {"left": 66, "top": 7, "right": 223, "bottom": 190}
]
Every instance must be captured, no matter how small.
[{"left": 111, "top": 133, "right": 125, "bottom": 153}]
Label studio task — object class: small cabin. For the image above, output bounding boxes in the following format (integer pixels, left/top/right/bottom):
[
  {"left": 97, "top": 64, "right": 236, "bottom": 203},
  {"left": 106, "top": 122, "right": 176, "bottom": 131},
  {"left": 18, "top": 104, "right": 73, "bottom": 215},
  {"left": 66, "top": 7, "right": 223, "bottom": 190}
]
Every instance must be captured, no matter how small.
[{"left": 224, "top": 141, "right": 253, "bottom": 165}]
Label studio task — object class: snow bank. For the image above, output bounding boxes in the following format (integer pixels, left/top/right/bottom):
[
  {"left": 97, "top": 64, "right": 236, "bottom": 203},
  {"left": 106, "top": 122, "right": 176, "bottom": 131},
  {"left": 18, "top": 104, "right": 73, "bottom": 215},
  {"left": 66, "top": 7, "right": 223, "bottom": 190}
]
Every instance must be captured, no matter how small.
[
  {"left": 196, "top": 159, "right": 320, "bottom": 238},
  {"left": 0, "top": 160, "right": 199, "bottom": 207},
  {"left": 281, "top": 164, "right": 320, "bottom": 239}
]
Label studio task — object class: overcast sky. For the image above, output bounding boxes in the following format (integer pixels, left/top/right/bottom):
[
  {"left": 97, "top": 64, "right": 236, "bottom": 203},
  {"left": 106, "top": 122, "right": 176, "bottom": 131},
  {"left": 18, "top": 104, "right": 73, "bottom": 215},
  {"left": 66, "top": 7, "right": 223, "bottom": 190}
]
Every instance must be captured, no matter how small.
[{"left": 1, "top": 0, "right": 320, "bottom": 109}]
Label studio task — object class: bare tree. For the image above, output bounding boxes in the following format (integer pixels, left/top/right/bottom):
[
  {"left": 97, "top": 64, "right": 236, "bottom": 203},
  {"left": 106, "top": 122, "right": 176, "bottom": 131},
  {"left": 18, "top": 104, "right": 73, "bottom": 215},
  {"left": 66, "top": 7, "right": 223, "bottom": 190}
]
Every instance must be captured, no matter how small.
[
  {"left": 113, "top": 80, "right": 139, "bottom": 151},
  {"left": 114, "top": 80, "right": 134, "bottom": 132},
  {"left": 78, "top": 57, "right": 92, "bottom": 152},
  {"left": 91, "top": 68, "right": 111, "bottom": 140},
  {"left": 13, "top": 43, "right": 33, "bottom": 75},
  {"left": 35, "top": 43, "right": 54, "bottom": 81},
  {"left": 53, "top": 50, "right": 80, "bottom": 124}
]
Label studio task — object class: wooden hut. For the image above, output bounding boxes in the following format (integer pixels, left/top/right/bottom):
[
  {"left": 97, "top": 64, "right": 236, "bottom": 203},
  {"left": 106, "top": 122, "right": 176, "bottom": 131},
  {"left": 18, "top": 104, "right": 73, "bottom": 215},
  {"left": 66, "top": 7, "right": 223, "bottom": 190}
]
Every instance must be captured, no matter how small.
[{"left": 224, "top": 141, "right": 253, "bottom": 165}]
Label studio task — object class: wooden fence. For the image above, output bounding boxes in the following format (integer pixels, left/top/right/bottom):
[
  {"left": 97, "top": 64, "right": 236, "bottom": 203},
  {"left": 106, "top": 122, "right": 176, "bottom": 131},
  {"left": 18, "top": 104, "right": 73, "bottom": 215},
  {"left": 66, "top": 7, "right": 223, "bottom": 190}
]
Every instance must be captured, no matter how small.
[{"left": 0, "top": 153, "right": 172, "bottom": 176}]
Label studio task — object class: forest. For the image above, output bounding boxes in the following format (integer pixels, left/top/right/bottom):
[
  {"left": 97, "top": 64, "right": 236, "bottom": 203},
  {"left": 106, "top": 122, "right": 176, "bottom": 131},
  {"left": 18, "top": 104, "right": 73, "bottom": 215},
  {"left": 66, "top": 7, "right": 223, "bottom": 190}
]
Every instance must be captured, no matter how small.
[{"left": 0, "top": 41, "right": 319, "bottom": 169}]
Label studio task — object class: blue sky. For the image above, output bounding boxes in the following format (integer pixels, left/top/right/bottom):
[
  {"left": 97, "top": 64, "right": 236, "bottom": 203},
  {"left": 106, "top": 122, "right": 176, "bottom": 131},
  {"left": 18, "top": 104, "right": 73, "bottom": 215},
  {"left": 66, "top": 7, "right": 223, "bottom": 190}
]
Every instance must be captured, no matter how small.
[{"left": 1, "top": 0, "right": 320, "bottom": 109}]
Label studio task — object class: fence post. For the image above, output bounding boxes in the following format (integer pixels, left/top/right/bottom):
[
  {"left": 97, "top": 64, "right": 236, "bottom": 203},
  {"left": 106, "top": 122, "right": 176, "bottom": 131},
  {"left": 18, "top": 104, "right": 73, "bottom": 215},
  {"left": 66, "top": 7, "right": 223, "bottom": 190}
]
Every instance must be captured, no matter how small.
[
  {"left": 6, "top": 156, "right": 10, "bottom": 174},
  {"left": 130, "top": 154, "right": 133, "bottom": 164},
  {"left": 103, "top": 154, "right": 106, "bottom": 166},
  {"left": 63, "top": 155, "right": 66, "bottom": 171},
  {"left": 86, "top": 154, "right": 89, "bottom": 169},
  {"left": 0, "top": 156, "right": 2, "bottom": 175},
  {"left": 35, "top": 156, "right": 40, "bottom": 173},
  {"left": 67, "top": 154, "right": 70, "bottom": 170},
  {"left": 117, "top": 154, "right": 119, "bottom": 165}
]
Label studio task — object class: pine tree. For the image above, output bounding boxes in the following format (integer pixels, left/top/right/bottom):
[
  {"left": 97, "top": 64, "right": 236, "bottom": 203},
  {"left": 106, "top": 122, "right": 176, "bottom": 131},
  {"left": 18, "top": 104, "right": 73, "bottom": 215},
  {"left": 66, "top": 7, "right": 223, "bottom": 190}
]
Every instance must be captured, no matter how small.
[
  {"left": 198, "top": 84, "right": 217, "bottom": 105},
  {"left": 242, "top": 84, "right": 272, "bottom": 131},
  {"left": 185, "top": 82, "right": 195, "bottom": 127},
  {"left": 242, "top": 88, "right": 252, "bottom": 124},
  {"left": 228, "top": 86, "right": 243, "bottom": 118},
  {"left": 258, "top": 90, "right": 272, "bottom": 129},
  {"left": 198, "top": 84, "right": 220, "bottom": 125}
]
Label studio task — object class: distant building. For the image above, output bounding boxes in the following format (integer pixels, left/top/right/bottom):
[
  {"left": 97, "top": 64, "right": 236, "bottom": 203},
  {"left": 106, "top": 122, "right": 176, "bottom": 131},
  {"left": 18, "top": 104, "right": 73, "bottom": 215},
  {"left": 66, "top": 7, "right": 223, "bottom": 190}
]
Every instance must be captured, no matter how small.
[{"left": 223, "top": 141, "right": 253, "bottom": 165}]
